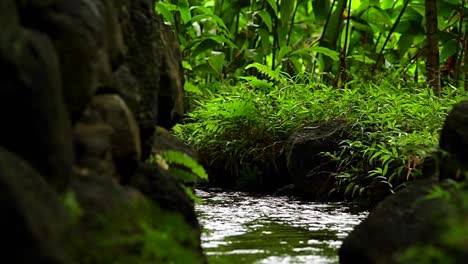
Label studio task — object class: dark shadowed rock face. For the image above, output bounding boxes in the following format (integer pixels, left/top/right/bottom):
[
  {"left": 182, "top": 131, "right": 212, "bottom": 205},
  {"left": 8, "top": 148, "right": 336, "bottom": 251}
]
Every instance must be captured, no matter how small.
[
  {"left": 0, "top": 147, "right": 72, "bottom": 264},
  {"left": 286, "top": 120, "right": 346, "bottom": 199},
  {"left": 78, "top": 94, "right": 141, "bottom": 183},
  {"left": 339, "top": 179, "right": 453, "bottom": 264},
  {"left": 0, "top": 1, "right": 74, "bottom": 192},
  {"left": 439, "top": 100, "right": 468, "bottom": 180},
  {"left": 158, "top": 23, "right": 185, "bottom": 129},
  {"left": 0, "top": 0, "right": 204, "bottom": 262},
  {"left": 152, "top": 126, "right": 198, "bottom": 160}
]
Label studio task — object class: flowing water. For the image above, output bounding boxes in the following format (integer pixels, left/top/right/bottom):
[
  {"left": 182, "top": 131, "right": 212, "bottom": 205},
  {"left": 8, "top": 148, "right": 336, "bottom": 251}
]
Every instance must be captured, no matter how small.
[{"left": 195, "top": 189, "right": 368, "bottom": 264}]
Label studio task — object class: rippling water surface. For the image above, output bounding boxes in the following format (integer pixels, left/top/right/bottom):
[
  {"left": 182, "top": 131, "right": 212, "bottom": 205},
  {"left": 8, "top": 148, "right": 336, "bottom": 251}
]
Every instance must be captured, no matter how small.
[{"left": 195, "top": 190, "right": 367, "bottom": 264}]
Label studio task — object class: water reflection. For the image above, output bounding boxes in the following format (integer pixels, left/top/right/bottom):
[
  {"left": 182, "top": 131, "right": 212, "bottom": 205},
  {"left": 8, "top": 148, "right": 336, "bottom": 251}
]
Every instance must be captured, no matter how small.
[{"left": 195, "top": 189, "right": 367, "bottom": 264}]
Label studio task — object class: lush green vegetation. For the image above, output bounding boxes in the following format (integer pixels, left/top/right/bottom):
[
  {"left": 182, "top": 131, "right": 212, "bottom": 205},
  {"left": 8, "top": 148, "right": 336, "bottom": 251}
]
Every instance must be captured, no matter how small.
[
  {"left": 155, "top": 0, "right": 468, "bottom": 201},
  {"left": 175, "top": 70, "right": 466, "bottom": 199},
  {"left": 151, "top": 0, "right": 468, "bottom": 262}
]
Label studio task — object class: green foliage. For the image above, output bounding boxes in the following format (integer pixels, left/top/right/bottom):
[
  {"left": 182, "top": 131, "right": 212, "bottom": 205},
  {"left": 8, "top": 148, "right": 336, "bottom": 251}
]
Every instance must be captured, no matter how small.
[
  {"left": 62, "top": 190, "right": 83, "bottom": 224},
  {"left": 147, "top": 150, "right": 207, "bottom": 203},
  {"left": 175, "top": 69, "right": 466, "bottom": 198},
  {"left": 156, "top": 0, "right": 468, "bottom": 88},
  {"left": 75, "top": 198, "right": 203, "bottom": 263},
  {"left": 147, "top": 150, "right": 208, "bottom": 183}
]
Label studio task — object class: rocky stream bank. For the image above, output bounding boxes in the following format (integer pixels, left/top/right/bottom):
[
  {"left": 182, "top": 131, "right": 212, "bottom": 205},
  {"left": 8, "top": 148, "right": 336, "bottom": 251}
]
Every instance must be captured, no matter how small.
[{"left": 1, "top": 0, "right": 204, "bottom": 262}]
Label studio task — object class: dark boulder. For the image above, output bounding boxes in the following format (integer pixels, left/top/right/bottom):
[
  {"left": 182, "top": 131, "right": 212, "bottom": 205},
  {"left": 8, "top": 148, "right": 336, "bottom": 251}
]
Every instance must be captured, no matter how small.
[
  {"left": 286, "top": 120, "right": 346, "bottom": 198},
  {"left": 339, "top": 179, "right": 454, "bottom": 264},
  {"left": 152, "top": 126, "right": 198, "bottom": 160},
  {"left": 439, "top": 100, "right": 468, "bottom": 180},
  {"left": 78, "top": 94, "right": 141, "bottom": 183},
  {"left": 115, "top": 0, "right": 162, "bottom": 157},
  {"left": 157, "top": 23, "right": 185, "bottom": 129},
  {"left": 109, "top": 65, "right": 142, "bottom": 116},
  {"left": 74, "top": 122, "right": 116, "bottom": 179},
  {"left": 0, "top": 147, "right": 73, "bottom": 263},
  {"left": 0, "top": 0, "right": 205, "bottom": 262},
  {"left": 18, "top": 0, "right": 125, "bottom": 121},
  {"left": 130, "top": 162, "right": 201, "bottom": 230},
  {"left": 0, "top": 3, "right": 73, "bottom": 191}
]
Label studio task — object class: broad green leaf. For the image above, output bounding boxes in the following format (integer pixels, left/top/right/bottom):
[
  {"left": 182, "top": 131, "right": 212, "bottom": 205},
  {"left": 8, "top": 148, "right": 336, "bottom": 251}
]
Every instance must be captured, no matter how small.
[
  {"left": 191, "top": 34, "right": 237, "bottom": 55},
  {"left": 190, "top": 12, "right": 230, "bottom": 33},
  {"left": 266, "top": 0, "right": 278, "bottom": 15},
  {"left": 191, "top": 38, "right": 219, "bottom": 55},
  {"left": 208, "top": 52, "right": 225, "bottom": 75},
  {"left": 258, "top": 28, "right": 272, "bottom": 53},
  {"left": 350, "top": 18, "right": 373, "bottom": 35},
  {"left": 437, "top": 1, "right": 458, "bottom": 17},
  {"left": 440, "top": 39, "right": 458, "bottom": 63},
  {"left": 184, "top": 81, "right": 202, "bottom": 95},
  {"left": 178, "top": 0, "right": 192, "bottom": 24},
  {"left": 257, "top": 11, "right": 273, "bottom": 32},
  {"left": 155, "top": 2, "right": 175, "bottom": 26},
  {"left": 313, "top": 0, "right": 331, "bottom": 21},
  {"left": 398, "top": 33, "right": 415, "bottom": 56},
  {"left": 291, "top": 46, "right": 340, "bottom": 61},
  {"left": 347, "top": 54, "right": 375, "bottom": 64},
  {"left": 278, "top": 46, "right": 293, "bottom": 62},
  {"left": 280, "top": 0, "right": 295, "bottom": 27},
  {"left": 367, "top": 6, "right": 392, "bottom": 27},
  {"left": 182, "top": 60, "right": 193, "bottom": 70},
  {"left": 381, "top": 0, "right": 394, "bottom": 9}
]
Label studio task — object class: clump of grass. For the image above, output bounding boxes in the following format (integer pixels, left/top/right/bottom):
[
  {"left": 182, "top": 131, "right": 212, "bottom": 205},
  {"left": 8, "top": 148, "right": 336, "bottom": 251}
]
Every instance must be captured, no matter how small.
[{"left": 176, "top": 70, "right": 466, "bottom": 200}]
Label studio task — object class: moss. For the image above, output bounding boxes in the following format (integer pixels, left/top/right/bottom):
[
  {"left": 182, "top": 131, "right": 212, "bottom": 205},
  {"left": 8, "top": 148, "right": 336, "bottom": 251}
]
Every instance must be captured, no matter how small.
[{"left": 72, "top": 194, "right": 204, "bottom": 263}]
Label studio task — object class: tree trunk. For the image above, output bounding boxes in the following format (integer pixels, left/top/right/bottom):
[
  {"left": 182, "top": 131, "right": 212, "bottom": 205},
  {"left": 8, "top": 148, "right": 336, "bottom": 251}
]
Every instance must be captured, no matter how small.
[{"left": 425, "top": 0, "right": 441, "bottom": 96}]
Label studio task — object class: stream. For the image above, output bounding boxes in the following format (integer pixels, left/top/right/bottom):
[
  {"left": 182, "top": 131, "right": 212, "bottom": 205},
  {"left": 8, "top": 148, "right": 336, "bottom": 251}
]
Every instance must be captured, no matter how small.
[{"left": 195, "top": 189, "right": 368, "bottom": 264}]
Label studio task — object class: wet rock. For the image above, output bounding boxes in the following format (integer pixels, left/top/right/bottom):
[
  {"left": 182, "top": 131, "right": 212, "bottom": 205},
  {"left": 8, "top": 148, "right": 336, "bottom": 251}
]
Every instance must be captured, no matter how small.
[
  {"left": 74, "top": 123, "right": 116, "bottom": 179},
  {"left": 286, "top": 120, "right": 346, "bottom": 198},
  {"left": 109, "top": 65, "right": 141, "bottom": 116},
  {"left": 19, "top": 0, "right": 124, "bottom": 121},
  {"left": 339, "top": 179, "right": 454, "bottom": 264},
  {"left": 439, "top": 100, "right": 468, "bottom": 180},
  {"left": 79, "top": 94, "right": 141, "bottom": 182},
  {"left": 0, "top": 146, "right": 72, "bottom": 263},
  {"left": 158, "top": 23, "right": 185, "bottom": 129},
  {"left": 116, "top": 0, "right": 162, "bottom": 157},
  {"left": 0, "top": 0, "right": 202, "bottom": 262},
  {"left": 130, "top": 162, "right": 201, "bottom": 230},
  {"left": 152, "top": 126, "right": 198, "bottom": 160},
  {"left": 0, "top": 4, "right": 73, "bottom": 191},
  {"left": 273, "top": 184, "right": 296, "bottom": 196}
]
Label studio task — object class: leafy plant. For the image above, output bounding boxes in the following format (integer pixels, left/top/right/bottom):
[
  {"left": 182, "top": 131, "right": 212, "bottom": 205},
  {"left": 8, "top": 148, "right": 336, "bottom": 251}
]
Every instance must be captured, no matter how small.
[
  {"left": 175, "top": 66, "right": 467, "bottom": 199},
  {"left": 147, "top": 150, "right": 208, "bottom": 202}
]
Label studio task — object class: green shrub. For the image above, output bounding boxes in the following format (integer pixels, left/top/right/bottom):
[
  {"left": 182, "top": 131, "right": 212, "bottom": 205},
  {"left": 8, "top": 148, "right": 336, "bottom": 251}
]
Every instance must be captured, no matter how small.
[{"left": 176, "top": 69, "right": 467, "bottom": 200}]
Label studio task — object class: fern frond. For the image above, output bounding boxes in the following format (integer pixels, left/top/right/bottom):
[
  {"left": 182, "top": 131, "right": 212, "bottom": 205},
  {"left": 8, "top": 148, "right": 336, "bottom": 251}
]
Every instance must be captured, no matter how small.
[
  {"left": 238, "top": 76, "right": 274, "bottom": 90},
  {"left": 159, "top": 150, "right": 208, "bottom": 180},
  {"left": 245, "top": 63, "right": 289, "bottom": 84}
]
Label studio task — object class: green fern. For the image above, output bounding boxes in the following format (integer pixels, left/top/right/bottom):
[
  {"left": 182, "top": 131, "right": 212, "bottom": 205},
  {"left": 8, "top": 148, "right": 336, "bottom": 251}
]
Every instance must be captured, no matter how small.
[
  {"left": 245, "top": 63, "right": 289, "bottom": 84},
  {"left": 148, "top": 150, "right": 208, "bottom": 183},
  {"left": 238, "top": 76, "right": 274, "bottom": 90}
]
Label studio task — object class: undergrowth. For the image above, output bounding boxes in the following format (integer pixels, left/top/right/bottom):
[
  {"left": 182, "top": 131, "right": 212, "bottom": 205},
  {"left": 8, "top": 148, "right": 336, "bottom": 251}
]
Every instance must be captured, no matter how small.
[{"left": 175, "top": 68, "right": 466, "bottom": 201}]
